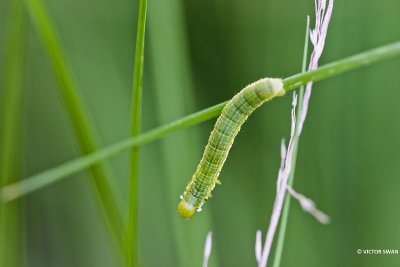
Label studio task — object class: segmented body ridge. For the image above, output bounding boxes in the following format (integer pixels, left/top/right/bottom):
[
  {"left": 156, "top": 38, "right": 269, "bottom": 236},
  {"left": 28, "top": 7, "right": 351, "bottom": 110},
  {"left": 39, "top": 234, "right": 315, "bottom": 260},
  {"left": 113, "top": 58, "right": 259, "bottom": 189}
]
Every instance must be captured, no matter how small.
[{"left": 178, "top": 78, "right": 285, "bottom": 218}]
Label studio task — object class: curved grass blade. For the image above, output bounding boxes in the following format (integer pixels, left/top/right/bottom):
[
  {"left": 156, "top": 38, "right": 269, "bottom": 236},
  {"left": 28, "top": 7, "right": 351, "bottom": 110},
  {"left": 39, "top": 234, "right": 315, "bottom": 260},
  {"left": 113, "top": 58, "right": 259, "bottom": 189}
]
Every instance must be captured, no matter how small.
[
  {"left": 25, "top": 0, "right": 124, "bottom": 253},
  {"left": 0, "top": 0, "right": 26, "bottom": 266}
]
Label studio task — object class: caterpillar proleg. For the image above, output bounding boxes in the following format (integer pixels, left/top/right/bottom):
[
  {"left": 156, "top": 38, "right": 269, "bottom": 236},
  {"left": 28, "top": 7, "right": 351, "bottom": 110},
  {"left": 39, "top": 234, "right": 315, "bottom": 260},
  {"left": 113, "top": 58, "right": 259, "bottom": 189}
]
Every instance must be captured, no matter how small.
[{"left": 178, "top": 78, "right": 285, "bottom": 218}]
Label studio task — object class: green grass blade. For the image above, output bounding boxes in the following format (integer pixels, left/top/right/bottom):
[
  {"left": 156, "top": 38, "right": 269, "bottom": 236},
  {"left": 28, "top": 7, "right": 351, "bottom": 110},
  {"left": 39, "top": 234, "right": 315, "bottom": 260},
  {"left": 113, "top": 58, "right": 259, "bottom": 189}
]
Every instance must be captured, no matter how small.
[
  {"left": 1, "top": 102, "right": 226, "bottom": 201},
  {"left": 283, "top": 41, "right": 400, "bottom": 91},
  {"left": 24, "top": 0, "right": 124, "bottom": 253},
  {"left": 272, "top": 17, "right": 310, "bottom": 267},
  {"left": 1, "top": 41, "right": 400, "bottom": 202},
  {"left": 125, "top": 0, "right": 147, "bottom": 266},
  {"left": 0, "top": 0, "right": 26, "bottom": 266}
]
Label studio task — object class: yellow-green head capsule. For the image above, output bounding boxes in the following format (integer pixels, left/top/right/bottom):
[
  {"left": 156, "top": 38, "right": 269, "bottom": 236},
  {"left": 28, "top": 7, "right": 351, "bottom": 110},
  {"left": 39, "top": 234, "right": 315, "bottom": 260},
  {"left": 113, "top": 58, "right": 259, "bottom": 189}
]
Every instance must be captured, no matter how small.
[{"left": 178, "top": 78, "right": 285, "bottom": 218}]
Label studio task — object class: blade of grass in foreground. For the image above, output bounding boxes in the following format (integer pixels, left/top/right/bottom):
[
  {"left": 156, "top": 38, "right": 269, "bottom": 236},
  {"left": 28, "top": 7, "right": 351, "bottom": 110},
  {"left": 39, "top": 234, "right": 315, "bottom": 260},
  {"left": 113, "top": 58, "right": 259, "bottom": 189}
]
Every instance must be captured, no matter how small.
[
  {"left": 1, "top": 41, "right": 400, "bottom": 202},
  {"left": 0, "top": 0, "right": 25, "bottom": 266},
  {"left": 125, "top": 0, "right": 147, "bottom": 266},
  {"left": 25, "top": 0, "right": 124, "bottom": 254}
]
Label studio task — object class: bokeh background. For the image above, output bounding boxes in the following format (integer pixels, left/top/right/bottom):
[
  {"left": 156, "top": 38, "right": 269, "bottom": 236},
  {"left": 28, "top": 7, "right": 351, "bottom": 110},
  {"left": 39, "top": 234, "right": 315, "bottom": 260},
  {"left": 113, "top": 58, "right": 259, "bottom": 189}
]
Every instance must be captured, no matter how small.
[{"left": 1, "top": 0, "right": 400, "bottom": 266}]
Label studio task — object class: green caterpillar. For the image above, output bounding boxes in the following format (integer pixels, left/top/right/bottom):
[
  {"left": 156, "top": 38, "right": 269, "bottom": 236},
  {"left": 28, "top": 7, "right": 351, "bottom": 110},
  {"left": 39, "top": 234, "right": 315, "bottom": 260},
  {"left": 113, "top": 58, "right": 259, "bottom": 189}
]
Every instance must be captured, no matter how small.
[{"left": 178, "top": 78, "right": 286, "bottom": 218}]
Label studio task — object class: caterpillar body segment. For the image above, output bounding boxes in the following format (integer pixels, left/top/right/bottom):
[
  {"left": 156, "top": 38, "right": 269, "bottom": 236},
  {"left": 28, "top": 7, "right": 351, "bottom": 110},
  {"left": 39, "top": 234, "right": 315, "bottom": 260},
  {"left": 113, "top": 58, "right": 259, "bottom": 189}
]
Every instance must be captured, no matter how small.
[{"left": 178, "top": 78, "right": 285, "bottom": 218}]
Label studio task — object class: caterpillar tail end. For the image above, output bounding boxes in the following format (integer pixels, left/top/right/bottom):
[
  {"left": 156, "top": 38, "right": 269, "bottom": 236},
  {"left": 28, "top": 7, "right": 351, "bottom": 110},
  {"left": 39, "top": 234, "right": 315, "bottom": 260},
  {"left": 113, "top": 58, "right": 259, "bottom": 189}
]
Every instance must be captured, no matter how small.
[
  {"left": 178, "top": 200, "right": 196, "bottom": 219},
  {"left": 268, "top": 78, "right": 286, "bottom": 96}
]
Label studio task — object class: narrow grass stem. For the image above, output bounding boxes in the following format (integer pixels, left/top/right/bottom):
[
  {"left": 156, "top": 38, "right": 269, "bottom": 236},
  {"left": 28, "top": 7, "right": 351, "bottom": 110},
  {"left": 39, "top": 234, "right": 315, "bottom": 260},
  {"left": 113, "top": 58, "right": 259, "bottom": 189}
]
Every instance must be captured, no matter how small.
[
  {"left": 125, "top": 0, "right": 147, "bottom": 266},
  {"left": 25, "top": 0, "right": 124, "bottom": 255},
  {"left": 1, "top": 41, "right": 400, "bottom": 201},
  {"left": 272, "top": 17, "right": 310, "bottom": 267}
]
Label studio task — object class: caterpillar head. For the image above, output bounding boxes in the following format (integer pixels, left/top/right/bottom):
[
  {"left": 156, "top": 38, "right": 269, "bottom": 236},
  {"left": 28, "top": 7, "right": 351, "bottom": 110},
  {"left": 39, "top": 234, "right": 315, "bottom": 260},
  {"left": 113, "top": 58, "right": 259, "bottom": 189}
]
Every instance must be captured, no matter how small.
[
  {"left": 178, "top": 200, "right": 196, "bottom": 218},
  {"left": 178, "top": 192, "right": 203, "bottom": 219}
]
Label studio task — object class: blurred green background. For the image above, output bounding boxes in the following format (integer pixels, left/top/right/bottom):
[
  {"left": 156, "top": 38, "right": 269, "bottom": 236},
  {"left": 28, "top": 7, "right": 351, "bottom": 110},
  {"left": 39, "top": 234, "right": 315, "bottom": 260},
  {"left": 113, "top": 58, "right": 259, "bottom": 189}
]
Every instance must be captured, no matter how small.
[{"left": 1, "top": 0, "right": 400, "bottom": 266}]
